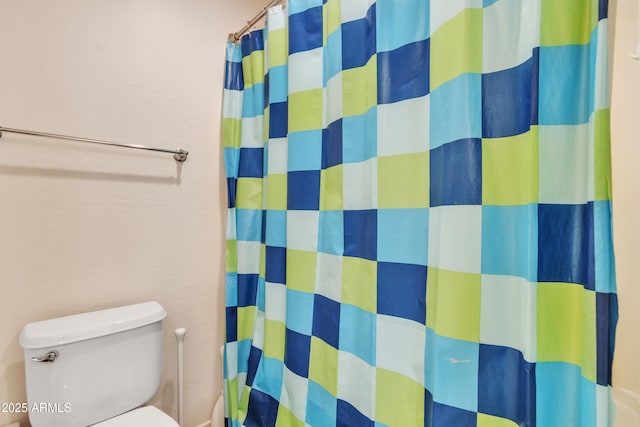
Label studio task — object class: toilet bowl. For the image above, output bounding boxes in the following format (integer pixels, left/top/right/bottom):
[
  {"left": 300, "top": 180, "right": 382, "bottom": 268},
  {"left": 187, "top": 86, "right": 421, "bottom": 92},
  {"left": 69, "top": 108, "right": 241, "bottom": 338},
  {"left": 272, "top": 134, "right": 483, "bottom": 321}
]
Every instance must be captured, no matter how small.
[{"left": 19, "top": 302, "right": 179, "bottom": 427}]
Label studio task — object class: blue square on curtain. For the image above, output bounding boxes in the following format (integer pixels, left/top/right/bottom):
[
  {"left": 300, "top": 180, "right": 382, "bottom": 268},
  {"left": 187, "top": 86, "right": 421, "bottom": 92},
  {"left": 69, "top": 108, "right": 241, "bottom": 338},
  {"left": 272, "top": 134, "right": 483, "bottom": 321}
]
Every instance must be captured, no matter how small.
[
  {"left": 378, "top": 208, "right": 429, "bottom": 266},
  {"left": 341, "top": 5, "right": 376, "bottom": 70},
  {"left": 375, "top": 0, "right": 430, "bottom": 53},
  {"left": 377, "top": 38, "right": 430, "bottom": 105},
  {"left": 253, "top": 356, "right": 284, "bottom": 401},
  {"left": 246, "top": 345, "right": 263, "bottom": 387},
  {"left": 428, "top": 334, "right": 479, "bottom": 412},
  {"left": 597, "top": 292, "right": 618, "bottom": 386},
  {"left": 226, "top": 307, "right": 237, "bottom": 342},
  {"left": 594, "top": 201, "right": 615, "bottom": 293},
  {"left": 599, "top": 0, "right": 608, "bottom": 19},
  {"left": 482, "top": 56, "right": 535, "bottom": 138},
  {"left": 289, "top": 130, "right": 323, "bottom": 171},
  {"left": 322, "top": 119, "right": 343, "bottom": 169},
  {"left": 286, "top": 289, "right": 315, "bottom": 336},
  {"left": 539, "top": 44, "right": 590, "bottom": 125},
  {"left": 424, "top": 388, "right": 434, "bottom": 427},
  {"left": 242, "top": 84, "right": 265, "bottom": 118},
  {"left": 377, "top": 262, "right": 427, "bottom": 324},
  {"left": 288, "top": 0, "right": 323, "bottom": 15},
  {"left": 288, "top": 170, "right": 321, "bottom": 210},
  {"left": 226, "top": 273, "right": 238, "bottom": 306},
  {"left": 318, "top": 211, "right": 344, "bottom": 255},
  {"left": 481, "top": 205, "right": 538, "bottom": 282},
  {"left": 269, "top": 101, "right": 288, "bottom": 139},
  {"left": 432, "top": 403, "right": 477, "bottom": 427},
  {"left": 236, "top": 209, "right": 262, "bottom": 242},
  {"left": 337, "top": 400, "right": 374, "bottom": 427},
  {"left": 289, "top": 6, "right": 323, "bottom": 54},
  {"left": 264, "top": 70, "right": 270, "bottom": 108},
  {"left": 245, "top": 388, "right": 279, "bottom": 427},
  {"left": 237, "top": 339, "right": 252, "bottom": 374},
  {"left": 538, "top": 204, "right": 588, "bottom": 285},
  {"left": 430, "top": 138, "right": 482, "bottom": 207},
  {"left": 241, "top": 30, "right": 264, "bottom": 57},
  {"left": 266, "top": 245, "right": 286, "bottom": 284},
  {"left": 238, "top": 148, "right": 264, "bottom": 178},
  {"left": 344, "top": 210, "right": 377, "bottom": 261},
  {"left": 478, "top": 344, "right": 536, "bottom": 426},
  {"left": 224, "top": 60, "right": 244, "bottom": 91},
  {"left": 377, "top": 208, "right": 429, "bottom": 266},
  {"left": 227, "top": 178, "right": 237, "bottom": 208},
  {"left": 261, "top": 209, "right": 267, "bottom": 244},
  {"left": 265, "top": 210, "right": 287, "bottom": 248},
  {"left": 312, "top": 294, "right": 341, "bottom": 349},
  {"left": 237, "top": 274, "right": 259, "bottom": 307},
  {"left": 256, "top": 276, "right": 266, "bottom": 312},
  {"left": 339, "top": 304, "right": 376, "bottom": 365},
  {"left": 307, "top": 381, "right": 338, "bottom": 426},
  {"left": 430, "top": 74, "right": 482, "bottom": 149},
  {"left": 585, "top": 201, "right": 596, "bottom": 291},
  {"left": 342, "top": 109, "right": 377, "bottom": 163},
  {"left": 531, "top": 48, "right": 540, "bottom": 126},
  {"left": 284, "top": 328, "right": 311, "bottom": 377},
  {"left": 536, "top": 362, "right": 596, "bottom": 427},
  {"left": 324, "top": 31, "right": 342, "bottom": 84},
  {"left": 268, "top": 65, "right": 288, "bottom": 104}
]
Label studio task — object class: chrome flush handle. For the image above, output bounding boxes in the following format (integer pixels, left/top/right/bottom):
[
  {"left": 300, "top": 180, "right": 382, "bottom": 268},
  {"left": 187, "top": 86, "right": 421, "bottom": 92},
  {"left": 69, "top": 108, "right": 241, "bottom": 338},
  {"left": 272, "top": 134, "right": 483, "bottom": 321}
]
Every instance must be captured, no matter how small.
[{"left": 31, "top": 351, "right": 59, "bottom": 363}]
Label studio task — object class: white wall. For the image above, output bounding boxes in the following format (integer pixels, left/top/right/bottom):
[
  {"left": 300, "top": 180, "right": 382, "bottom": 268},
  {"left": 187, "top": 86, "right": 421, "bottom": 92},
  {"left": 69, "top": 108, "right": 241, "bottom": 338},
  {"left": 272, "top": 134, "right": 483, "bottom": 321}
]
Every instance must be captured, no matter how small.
[
  {"left": 0, "top": 1, "right": 266, "bottom": 426},
  {"left": 611, "top": 0, "right": 640, "bottom": 405}
]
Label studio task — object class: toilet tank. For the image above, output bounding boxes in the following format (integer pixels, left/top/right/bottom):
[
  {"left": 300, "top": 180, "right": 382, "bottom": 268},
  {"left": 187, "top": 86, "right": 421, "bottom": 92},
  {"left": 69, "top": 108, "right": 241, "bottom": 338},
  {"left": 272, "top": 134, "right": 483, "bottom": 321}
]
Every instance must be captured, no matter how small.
[{"left": 19, "top": 302, "right": 167, "bottom": 427}]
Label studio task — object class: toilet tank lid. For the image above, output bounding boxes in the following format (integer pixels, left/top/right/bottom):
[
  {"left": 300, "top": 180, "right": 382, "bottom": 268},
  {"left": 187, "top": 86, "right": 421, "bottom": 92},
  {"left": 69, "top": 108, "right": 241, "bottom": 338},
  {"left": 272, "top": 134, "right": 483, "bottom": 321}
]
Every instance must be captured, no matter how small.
[{"left": 19, "top": 301, "right": 167, "bottom": 349}]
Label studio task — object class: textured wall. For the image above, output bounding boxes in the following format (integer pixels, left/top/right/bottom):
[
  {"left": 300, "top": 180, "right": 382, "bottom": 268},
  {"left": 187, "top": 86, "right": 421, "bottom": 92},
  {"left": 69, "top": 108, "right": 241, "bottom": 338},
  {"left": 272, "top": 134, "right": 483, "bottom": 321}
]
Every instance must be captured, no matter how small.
[{"left": 0, "top": 1, "right": 265, "bottom": 426}]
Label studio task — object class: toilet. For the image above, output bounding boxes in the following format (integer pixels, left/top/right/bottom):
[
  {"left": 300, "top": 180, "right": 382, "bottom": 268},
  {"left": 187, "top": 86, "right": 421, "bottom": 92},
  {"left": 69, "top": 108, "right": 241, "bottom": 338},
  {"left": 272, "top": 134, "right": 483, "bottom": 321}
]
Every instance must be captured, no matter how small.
[{"left": 19, "top": 301, "right": 179, "bottom": 427}]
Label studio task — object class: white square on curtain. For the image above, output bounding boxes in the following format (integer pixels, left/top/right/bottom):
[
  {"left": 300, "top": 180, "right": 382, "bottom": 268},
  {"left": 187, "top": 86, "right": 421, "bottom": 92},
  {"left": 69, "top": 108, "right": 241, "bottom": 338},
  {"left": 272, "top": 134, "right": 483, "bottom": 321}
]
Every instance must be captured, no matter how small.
[
  {"left": 236, "top": 241, "right": 262, "bottom": 274},
  {"left": 538, "top": 124, "right": 590, "bottom": 205},
  {"left": 482, "top": 0, "right": 541, "bottom": 74},
  {"left": 287, "top": 211, "right": 320, "bottom": 252},
  {"left": 324, "top": 74, "right": 343, "bottom": 127},
  {"left": 240, "top": 116, "right": 265, "bottom": 148},
  {"left": 480, "top": 274, "right": 537, "bottom": 363},
  {"left": 343, "top": 158, "right": 378, "bottom": 210},
  {"left": 265, "top": 281, "right": 287, "bottom": 323},
  {"left": 377, "top": 95, "right": 430, "bottom": 157},
  {"left": 280, "top": 367, "right": 309, "bottom": 422},
  {"left": 430, "top": 0, "right": 483, "bottom": 34},
  {"left": 226, "top": 208, "right": 237, "bottom": 240},
  {"left": 341, "top": 0, "right": 376, "bottom": 23},
  {"left": 267, "top": 137, "right": 288, "bottom": 175},
  {"left": 252, "top": 310, "right": 267, "bottom": 351},
  {"left": 427, "top": 205, "right": 482, "bottom": 274},
  {"left": 226, "top": 341, "right": 239, "bottom": 379},
  {"left": 289, "top": 48, "right": 324, "bottom": 94},
  {"left": 376, "top": 314, "right": 426, "bottom": 387},
  {"left": 593, "top": 22, "right": 610, "bottom": 111},
  {"left": 267, "top": 4, "right": 287, "bottom": 31},
  {"left": 314, "top": 253, "right": 343, "bottom": 303},
  {"left": 337, "top": 351, "right": 376, "bottom": 420},
  {"left": 223, "top": 89, "right": 244, "bottom": 120}
]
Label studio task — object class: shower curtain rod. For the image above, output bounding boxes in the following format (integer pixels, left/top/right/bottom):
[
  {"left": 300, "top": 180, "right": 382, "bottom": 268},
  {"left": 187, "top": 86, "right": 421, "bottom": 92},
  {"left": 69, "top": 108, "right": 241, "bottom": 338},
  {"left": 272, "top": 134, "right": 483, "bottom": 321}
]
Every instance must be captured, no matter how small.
[
  {"left": 228, "top": 0, "right": 284, "bottom": 43},
  {"left": 0, "top": 126, "right": 189, "bottom": 162}
]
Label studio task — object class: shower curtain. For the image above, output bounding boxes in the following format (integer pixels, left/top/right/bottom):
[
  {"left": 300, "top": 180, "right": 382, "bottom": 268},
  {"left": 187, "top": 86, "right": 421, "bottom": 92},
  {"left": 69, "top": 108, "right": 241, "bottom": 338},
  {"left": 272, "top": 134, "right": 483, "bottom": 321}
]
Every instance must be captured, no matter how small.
[{"left": 223, "top": 1, "right": 618, "bottom": 426}]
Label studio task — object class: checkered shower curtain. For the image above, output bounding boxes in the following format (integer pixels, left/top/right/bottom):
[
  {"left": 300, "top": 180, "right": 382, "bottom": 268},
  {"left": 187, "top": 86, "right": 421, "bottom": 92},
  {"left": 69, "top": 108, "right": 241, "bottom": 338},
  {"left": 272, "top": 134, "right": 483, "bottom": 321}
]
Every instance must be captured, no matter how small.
[{"left": 222, "top": 1, "right": 618, "bottom": 426}]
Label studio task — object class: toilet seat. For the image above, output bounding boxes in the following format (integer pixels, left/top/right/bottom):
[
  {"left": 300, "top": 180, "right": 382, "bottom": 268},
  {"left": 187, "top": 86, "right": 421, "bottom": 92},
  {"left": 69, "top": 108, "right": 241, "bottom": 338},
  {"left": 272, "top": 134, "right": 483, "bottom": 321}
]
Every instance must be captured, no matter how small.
[{"left": 92, "top": 406, "right": 179, "bottom": 426}]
